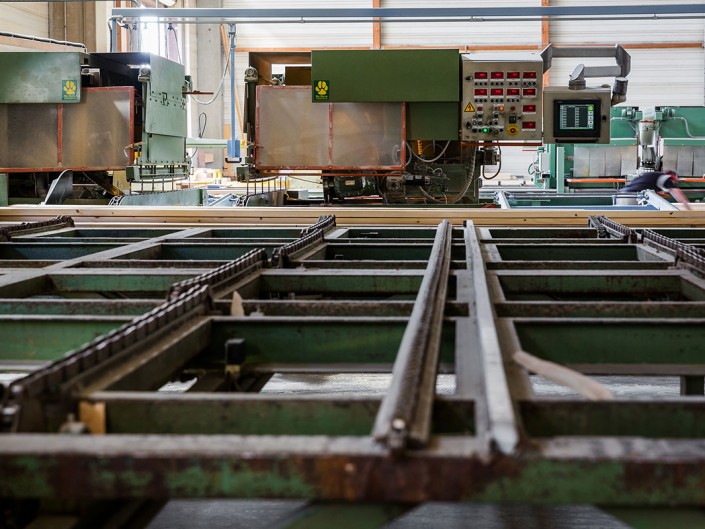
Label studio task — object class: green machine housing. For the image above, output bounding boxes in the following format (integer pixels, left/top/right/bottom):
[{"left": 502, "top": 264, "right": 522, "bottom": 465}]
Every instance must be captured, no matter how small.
[
  {"left": 244, "top": 49, "right": 483, "bottom": 204},
  {"left": 311, "top": 49, "right": 460, "bottom": 141},
  {"left": 0, "top": 51, "right": 190, "bottom": 199}
]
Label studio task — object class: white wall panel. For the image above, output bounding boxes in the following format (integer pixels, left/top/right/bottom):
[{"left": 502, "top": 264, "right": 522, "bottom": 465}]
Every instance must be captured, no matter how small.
[
  {"left": 0, "top": 3, "right": 49, "bottom": 50},
  {"left": 382, "top": 0, "right": 541, "bottom": 48},
  {"left": 549, "top": 49, "right": 705, "bottom": 107},
  {"left": 550, "top": 0, "right": 705, "bottom": 45},
  {"left": 226, "top": 0, "right": 372, "bottom": 49}
]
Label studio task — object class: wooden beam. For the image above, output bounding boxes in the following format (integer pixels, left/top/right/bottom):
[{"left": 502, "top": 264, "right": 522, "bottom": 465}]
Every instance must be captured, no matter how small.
[
  {"left": 542, "top": 0, "right": 550, "bottom": 87},
  {"left": 2, "top": 206, "right": 705, "bottom": 228},
  {"left": 372, "top": 0, "right": 381, "bottom": 50},
  {"left": 541, "top": 0, "right": 550, "bottom": 48}
]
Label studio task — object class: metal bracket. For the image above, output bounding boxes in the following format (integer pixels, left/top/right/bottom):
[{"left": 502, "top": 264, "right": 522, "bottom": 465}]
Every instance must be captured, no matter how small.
[{"left": 541, "top": 44, "right": 630, "bottom": 103}]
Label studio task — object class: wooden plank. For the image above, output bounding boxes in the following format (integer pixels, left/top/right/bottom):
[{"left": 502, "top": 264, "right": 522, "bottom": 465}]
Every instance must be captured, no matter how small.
[
  {"left": 3, "top": 206, "right": 705, "bottom": 228},
  {"left": 542, "top": 0, "right": 550, "bottom": 87}
]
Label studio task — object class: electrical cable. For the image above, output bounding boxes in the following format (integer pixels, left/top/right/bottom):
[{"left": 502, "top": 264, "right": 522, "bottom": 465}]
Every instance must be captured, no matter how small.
[
  {"left": 481, "top": 144, "right": 502, "bottom": 180},
  {"left": 673, "top": 116, "right": 705, "bottom": 139},
  {"left": 405, "top": 140, "right": 451, "bottom": 163},
  {"left": 0, "top": 30, "right": 87, "bottom": 51},
  {"left": 188, "top": 112, "right": 208, "bottom": 161},
  {"left": 446, "top": 147, "right": 478, "bottom": 204},
  {"left": 190, "top": 45, "right": 229, "bottom": 105},
  {"left": 198, "top": 112, "right": 207, "bottom": 138},
  {"left": 167, "top": 23, "right": 182, "bottom": 64},
  {"left": 610, "top": 117, "right": 637, "bottom": 133}
]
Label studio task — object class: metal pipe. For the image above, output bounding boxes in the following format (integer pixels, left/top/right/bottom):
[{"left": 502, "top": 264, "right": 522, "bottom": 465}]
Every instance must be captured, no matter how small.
[
  {"left": 227, "top": 24, "right": 237, "bottom": 161},
  {"left": 106, "top": 15, "right": 705, "bottom": 25},
  {"left": 0, "top": 30, "right": 87, "bottom": 51},
  {"left": 112, "top": 5, "right": 705, "bottom": 20}
]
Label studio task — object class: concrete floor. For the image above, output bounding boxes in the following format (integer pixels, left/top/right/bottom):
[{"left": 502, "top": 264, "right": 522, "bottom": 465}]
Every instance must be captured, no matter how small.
[{"left": 148, "top": 501, "right": 631, "bottom": 529}]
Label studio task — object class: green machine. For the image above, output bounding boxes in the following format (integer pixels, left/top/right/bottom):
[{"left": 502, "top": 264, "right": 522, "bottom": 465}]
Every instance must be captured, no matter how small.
[
  {"left": 241, "top": 49, "right": 546, "bottom": 205},
  {"left": 535, "top": 106, "right": 705, "bottom": 197},
  {"left": 0, "top": 52, "right": 190, "bottom": 202}
]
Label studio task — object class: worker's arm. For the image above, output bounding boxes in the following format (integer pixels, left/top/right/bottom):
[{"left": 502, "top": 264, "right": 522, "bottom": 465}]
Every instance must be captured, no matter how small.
[{"left": 669, "top": 187, "right": 692, "bottom": 210}]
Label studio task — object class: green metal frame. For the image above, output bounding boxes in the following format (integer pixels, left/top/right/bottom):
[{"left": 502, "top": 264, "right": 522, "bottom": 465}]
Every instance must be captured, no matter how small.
[{"left": 3, "top": 215, "right": 705, "bottom": 527}]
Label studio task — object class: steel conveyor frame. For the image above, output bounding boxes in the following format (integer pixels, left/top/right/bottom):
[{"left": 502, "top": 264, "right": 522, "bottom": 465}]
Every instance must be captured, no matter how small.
[{"left": 2, "top": 211, "right": 705, "bottom": 527}]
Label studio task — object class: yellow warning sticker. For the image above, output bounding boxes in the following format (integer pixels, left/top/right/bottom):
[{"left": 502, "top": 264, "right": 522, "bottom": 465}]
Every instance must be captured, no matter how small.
[{"left": 464, "top": 102, "right": 475, "bottom": 112}]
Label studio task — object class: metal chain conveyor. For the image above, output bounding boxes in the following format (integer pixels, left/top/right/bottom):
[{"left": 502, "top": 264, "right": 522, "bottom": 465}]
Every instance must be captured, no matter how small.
[{"left": 1, "top": 213, "right": 705, "bottom": 527}]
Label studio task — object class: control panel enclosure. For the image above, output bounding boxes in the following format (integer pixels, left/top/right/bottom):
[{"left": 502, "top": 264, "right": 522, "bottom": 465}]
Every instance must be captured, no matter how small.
[
  {"left": 461, "top": 56, "right": 544, "bottom": 142},
  {"left": 543, "top": 87, "right": 611, "bottom": 144}
]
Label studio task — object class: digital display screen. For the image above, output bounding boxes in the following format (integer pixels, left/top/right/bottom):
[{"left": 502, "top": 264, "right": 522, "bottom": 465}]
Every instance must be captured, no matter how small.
[
  {"left": 553, "top": 99, "right": 601, "bottom": 138},
  {"left": 523, "top": 71, "right": 537, "bottom": 79},
  {"left": 474, "top": 88, "right": 488, "bottom": 96},
  {"left": 507, "top": 72, "right": 520, "bottom": 79},
  {"left": 491, "top": 71, "right": 504, "bottom": 79},
  {"left": 507, "top": 88, "right": 520, "bottom": 96},
  {"left": 491, "top": 88, "right": 504, "bottom": 96},
  {"left": 475, "top": 72, "right": 488, "bottom": 79},
  {"left": 523, "top": 104, "right": 536, "bottom": 113}
]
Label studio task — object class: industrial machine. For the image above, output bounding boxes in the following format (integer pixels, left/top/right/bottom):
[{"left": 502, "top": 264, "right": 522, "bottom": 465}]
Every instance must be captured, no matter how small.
[
  {"left": 535, "top": 106, "right": 705, "bottom": 196},
  {"left": 239, "top": 45, "right": 629, "bottom": 205},
  {"left": 0, "top": 52, "right": 190, "bottom": 202}
]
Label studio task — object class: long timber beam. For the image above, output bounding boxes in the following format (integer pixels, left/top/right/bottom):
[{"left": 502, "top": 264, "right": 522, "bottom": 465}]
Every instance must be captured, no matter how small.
[{"left": 2, "top": 205, "right": 705, "bottom": 227}]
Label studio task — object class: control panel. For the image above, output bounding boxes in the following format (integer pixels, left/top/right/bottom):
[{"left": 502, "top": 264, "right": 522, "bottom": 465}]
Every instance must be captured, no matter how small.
[
  {"left": 461, "top": 56, "right": 544, "bottom": 142},
  {"left": 542, "top": 87, "right": 611, "bottom": 144}
]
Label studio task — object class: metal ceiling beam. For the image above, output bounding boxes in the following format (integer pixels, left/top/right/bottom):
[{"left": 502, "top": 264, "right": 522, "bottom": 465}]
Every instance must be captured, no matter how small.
[{"left": 111, "top": 4, "right": 705, "bottom": 21}]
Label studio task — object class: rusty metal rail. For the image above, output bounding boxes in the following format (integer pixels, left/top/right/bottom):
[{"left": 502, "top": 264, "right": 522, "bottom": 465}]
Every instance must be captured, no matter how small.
[
  {"left": 271, "top": 229, "right": 326, "bottom": 267},
  {"left": 372, "top": 220, "right": 452, "bottom": 451},
  {"left": 642, "top": 228, "right": 705, "bottom": 276},
  {"left": 300, "top": 214, "right": 337, "bottom": 236},
  {"left": 588, "top": 215, "right": 638, "bottom": 243},
  {"left": 168, "top": 248, "right": 269, "bottom": 300},
  {"left": 2, "top": 285, "right": 212, "bottom": 432},
  {"left": 0, "top": 215, "right": 75, "bottom": 241}
]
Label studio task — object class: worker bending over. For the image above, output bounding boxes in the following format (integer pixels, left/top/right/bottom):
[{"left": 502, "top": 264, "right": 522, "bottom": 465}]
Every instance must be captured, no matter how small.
[{"left": 621, "top": 170, "right": 691, "bottom": 210}]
